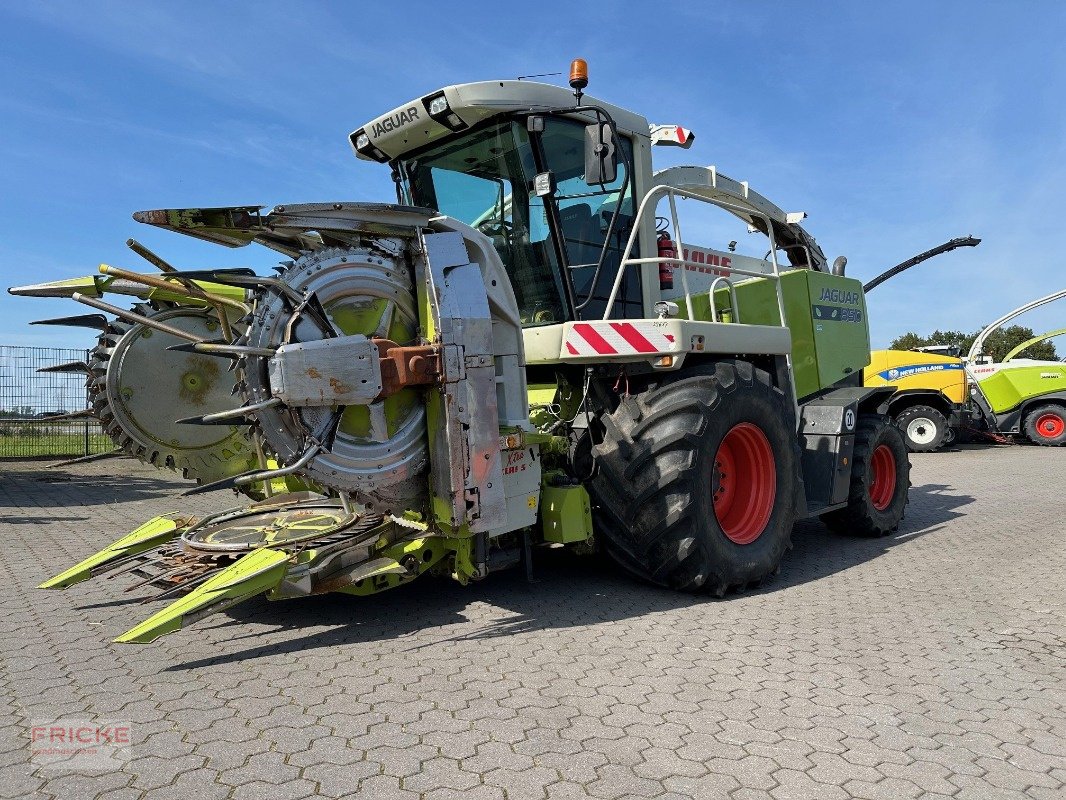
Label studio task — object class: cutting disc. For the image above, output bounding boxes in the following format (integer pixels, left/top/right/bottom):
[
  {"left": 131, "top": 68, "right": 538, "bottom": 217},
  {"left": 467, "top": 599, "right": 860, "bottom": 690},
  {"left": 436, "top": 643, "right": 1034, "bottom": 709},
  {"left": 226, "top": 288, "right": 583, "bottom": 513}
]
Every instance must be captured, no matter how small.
[
  {"left": 239, "top": 246, "right": 429, "bottom": 512},
  {"left": 89, "top": 302, "right": 259, "bottom": 482},
  {"left": 180, "top": 500, "right": 371, "bottom": 552}
]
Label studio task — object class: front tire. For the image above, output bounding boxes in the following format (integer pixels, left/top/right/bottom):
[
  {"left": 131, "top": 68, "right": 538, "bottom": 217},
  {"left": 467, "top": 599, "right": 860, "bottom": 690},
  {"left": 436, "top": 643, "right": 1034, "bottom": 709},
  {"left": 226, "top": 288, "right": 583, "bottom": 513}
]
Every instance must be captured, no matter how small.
[
  {"left": 894, "top": 404, "right": 947, "bottom": 452},
  {"left": 821, "top": 415, "right": 910, "bottom": 537},
  {"left": 588, "top": 360, "right": 801, "bottom": 595},
  {"left": 1024, "top": 405, "right": 1066, "bottom": 446}
]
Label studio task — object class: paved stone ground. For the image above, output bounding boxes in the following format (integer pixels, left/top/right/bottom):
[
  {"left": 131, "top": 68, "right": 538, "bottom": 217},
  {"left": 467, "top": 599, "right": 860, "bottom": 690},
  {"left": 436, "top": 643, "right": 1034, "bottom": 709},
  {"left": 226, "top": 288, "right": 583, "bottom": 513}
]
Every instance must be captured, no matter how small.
[{"left": 0, "top": 443, "right": 1063, "bottom": 800}]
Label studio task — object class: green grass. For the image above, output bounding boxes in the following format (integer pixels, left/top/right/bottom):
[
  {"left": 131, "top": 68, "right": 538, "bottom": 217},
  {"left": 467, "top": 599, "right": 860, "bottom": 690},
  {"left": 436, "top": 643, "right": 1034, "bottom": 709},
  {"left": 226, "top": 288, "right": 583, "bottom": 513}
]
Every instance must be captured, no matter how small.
[{"left": 0, "top": 433, "right": 114, "bottom": 458}]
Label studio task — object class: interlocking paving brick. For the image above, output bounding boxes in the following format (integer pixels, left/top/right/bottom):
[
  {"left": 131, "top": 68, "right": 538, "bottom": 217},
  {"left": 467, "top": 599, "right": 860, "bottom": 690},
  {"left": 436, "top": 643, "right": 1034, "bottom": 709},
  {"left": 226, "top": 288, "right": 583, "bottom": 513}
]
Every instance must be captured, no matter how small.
[
  {"left": 300, "top": 759, "right": 380, "bottom": 796},
  {"left": 0, "top": 444, "right": 1063, "bottom": 799}
]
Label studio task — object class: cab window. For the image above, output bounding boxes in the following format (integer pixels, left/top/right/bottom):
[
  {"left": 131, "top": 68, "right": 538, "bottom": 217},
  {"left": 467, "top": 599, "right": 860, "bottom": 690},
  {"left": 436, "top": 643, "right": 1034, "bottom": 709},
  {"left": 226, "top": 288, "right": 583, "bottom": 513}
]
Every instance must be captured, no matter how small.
[{"left": 538, "top": 119, "right": 641, "bottom": 319}]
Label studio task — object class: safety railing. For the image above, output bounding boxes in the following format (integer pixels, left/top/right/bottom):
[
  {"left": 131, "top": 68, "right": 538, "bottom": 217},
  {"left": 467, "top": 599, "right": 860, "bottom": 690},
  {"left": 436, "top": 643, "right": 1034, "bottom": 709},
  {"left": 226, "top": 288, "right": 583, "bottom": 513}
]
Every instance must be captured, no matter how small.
[
  {"left": 602, "top": 184, "right": 797, "bottom": 421},
  {"left": 602, "top": 184, "right": 788, "bottom": 332},
  {"left": 707, "top": 276, "right": 739, "bottom": 323}
]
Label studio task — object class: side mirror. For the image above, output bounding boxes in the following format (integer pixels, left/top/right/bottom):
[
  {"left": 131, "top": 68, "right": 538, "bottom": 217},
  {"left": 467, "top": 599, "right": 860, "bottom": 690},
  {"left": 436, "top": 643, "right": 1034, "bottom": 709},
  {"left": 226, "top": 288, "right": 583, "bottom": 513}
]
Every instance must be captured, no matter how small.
[{"left": 584, "top": 122, "right": 617, "bottom": 185}]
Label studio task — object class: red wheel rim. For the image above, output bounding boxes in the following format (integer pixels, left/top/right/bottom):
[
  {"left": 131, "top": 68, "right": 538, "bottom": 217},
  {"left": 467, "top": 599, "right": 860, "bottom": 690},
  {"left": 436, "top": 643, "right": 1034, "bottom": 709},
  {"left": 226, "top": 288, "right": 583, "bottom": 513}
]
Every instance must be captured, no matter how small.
[
  {"left": 1035, "top": 413, "right": 1065, "bottom": 439},
  {"left": 712, "top": 423, "right": 777, "bottom": 544},
  {"left": 869, "top": 444, "right": 897, "bottom": 512}
]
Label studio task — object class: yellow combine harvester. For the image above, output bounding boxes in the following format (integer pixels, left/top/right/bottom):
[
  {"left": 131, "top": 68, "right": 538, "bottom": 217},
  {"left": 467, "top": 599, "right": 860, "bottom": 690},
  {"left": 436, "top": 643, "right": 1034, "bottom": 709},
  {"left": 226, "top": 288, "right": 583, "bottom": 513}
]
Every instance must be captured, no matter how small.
[
  {"left": 860, "top": 237, "right": 980, "bottom": 451},
  {"left": 864, "top": 347, "right": 968, "bottom": 451}
]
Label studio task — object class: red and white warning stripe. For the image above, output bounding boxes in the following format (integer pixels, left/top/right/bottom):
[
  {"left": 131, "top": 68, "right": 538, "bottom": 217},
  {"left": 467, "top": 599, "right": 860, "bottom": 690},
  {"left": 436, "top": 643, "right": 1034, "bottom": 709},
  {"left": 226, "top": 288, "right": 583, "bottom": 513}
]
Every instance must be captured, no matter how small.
[{"left": 563, "top": 322, "right": 678, "bottom": 357}]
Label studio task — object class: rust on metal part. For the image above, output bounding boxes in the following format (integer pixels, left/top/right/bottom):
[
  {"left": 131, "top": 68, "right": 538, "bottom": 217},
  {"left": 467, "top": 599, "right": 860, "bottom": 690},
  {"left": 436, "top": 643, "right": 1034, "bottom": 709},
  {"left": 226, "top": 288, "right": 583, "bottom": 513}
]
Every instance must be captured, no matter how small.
[
  {"left": 329, "top": 377, "right": 353, "bottom": 395},
  {"left": 373, "top": 339, "right": 441, "bottom": 398},
  {"left": 134, "top": 210, "right": 170, "bottom": 225}
]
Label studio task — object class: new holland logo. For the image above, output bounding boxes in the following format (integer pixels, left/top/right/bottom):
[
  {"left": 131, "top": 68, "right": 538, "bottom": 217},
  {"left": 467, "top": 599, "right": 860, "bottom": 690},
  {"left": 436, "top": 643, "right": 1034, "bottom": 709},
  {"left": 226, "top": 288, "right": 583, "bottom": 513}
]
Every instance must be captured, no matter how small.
[{"left": 880, "top": 363, "right": 964, "bottom": 381}]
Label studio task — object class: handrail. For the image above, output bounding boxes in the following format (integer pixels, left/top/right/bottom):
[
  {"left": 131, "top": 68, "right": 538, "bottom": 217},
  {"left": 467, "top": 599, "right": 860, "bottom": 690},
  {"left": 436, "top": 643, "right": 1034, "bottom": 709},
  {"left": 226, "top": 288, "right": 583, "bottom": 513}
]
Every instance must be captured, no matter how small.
[
  {"left": 708, "top": 276, "right": 739, "bottom": 323},
  {"left": 620, "top": 256, "right": 779, "bottom": 283},
  {"left": 601, "top": 183, "right": 797, "bottom": 423},
  {"left": 603, "top": 184, "right": 787, "bottom": 332}
]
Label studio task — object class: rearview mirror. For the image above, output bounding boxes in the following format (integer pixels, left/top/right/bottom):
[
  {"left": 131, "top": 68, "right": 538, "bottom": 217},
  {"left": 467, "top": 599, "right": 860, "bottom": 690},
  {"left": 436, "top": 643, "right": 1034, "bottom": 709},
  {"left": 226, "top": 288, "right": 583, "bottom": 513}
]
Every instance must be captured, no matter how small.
[{"left": 584, "top": 122, "right": 617, "bottom": 185}]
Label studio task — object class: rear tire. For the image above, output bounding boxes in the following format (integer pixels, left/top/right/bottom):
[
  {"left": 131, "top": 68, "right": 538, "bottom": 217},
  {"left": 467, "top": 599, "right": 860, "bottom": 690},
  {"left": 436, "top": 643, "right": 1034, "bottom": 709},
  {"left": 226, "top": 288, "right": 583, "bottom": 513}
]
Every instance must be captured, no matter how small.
[
  {"left": 894, "top": 404, "right": 947, "bottom": 452},
  {"left": 821, "top": 415, "right": 910, "bottom": 537},
  {"left": 943, "top": 424, "right": 957, "bottom": 445},
  {"left": 588, "top": 360, "right": 801, "bottom": 595},
  {"left": 1024, "top": 405, "right": 1066, "bottom": 446}
]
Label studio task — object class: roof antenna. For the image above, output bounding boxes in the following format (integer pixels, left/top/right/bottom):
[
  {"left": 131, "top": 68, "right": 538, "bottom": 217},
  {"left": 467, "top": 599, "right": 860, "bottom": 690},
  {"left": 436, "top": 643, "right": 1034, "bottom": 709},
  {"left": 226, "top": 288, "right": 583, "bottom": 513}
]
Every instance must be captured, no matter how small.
[
  {"left": 569, "top": 58, "right": 588, "bottom": 103},
  {"left": 516, "top": 71, "right": 562, "bottom": 81}
]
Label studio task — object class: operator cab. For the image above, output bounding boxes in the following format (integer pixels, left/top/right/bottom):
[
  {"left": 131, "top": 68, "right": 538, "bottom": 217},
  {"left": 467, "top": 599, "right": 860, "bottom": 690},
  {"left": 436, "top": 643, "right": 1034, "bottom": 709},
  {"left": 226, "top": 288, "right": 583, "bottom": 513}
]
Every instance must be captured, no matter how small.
[
  {"left": 400, "top": 117, "right": 637, "bottom": 324},
  {"left": 350, "top": 68, "right": 828, "bottom": 331},
  {"left": 350, "top": 78, "right": 649, "bottom": 326}
]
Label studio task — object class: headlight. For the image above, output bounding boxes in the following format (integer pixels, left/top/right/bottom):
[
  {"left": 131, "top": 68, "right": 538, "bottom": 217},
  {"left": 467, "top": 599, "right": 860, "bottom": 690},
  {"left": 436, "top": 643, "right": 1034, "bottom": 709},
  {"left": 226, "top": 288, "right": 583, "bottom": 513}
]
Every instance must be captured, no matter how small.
[
  {"left": 349, "top": 129, "right": 388, "bottom": 163},
  {"left": 422, "top": 92, "right": 467, "bottom": 131},
  {"left": 428, "top": 95, "right": 449, "bottom": 116}
]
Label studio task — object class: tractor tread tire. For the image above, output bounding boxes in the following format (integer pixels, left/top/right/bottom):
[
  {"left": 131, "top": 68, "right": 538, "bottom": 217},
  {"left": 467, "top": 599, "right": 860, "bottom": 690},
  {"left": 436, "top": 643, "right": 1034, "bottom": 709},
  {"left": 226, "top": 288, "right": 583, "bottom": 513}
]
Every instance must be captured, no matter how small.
[
  {"left": 821, "top": 415, "right": 910, "bottom": 537},
  {"left": 894, "top": 404, "right": 947, "bottom": 452},
  {"left": 942, "top": 424, "right": 957, "bottom": 446},
  {"left": 1023, "top": 404, "right": 1066, "bottom": 446},
  {"left": 587, "top": 360, "right": 801, "bottom": 596}
]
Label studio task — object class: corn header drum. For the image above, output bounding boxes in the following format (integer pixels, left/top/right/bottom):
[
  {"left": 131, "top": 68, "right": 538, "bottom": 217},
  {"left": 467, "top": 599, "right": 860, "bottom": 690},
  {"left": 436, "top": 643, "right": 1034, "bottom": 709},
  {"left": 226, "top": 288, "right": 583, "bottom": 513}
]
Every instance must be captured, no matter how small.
[{"left": 23, "top": 203, "right": 538, "bottom": 643}]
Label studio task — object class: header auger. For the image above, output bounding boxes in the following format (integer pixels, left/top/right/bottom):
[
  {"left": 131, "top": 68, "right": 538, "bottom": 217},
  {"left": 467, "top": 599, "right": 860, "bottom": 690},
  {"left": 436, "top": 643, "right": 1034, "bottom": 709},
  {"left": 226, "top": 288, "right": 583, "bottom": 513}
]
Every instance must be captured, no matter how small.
[{"left": 14, "top": 62, "right": 911, "bottom": 643}]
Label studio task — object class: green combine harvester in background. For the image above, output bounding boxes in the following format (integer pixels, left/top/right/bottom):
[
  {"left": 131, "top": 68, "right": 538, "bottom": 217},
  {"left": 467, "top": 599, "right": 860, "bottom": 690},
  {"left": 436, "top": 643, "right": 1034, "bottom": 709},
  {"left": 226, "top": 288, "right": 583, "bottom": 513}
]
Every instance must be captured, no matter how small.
[
  {"left": 858, "top": 239, "right": 1065, "bottom": 449},
  {"left": 965, "top": 289, "right": 1066, "bottom": 445},
  {"left": 11, "top": 61, "right": 911, "bottom": 643}
]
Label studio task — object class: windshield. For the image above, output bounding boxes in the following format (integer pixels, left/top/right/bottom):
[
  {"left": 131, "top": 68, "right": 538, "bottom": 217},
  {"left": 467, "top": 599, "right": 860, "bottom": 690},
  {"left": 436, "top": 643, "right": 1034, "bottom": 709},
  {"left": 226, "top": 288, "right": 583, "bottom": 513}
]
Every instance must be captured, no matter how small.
[
  {"left": 400, "top": 117, "right": 640, "bottom": 325},
  {"left": 402, "top": 121, "right": 567, "bottom": 326}
]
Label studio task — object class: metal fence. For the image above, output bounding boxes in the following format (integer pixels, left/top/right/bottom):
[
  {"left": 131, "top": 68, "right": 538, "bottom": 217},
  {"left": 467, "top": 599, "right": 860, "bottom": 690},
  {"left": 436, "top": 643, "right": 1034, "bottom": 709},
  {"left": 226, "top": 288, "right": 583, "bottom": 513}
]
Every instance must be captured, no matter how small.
[{"left": 0, "top": 346, "right": 113, "bottom": 458}]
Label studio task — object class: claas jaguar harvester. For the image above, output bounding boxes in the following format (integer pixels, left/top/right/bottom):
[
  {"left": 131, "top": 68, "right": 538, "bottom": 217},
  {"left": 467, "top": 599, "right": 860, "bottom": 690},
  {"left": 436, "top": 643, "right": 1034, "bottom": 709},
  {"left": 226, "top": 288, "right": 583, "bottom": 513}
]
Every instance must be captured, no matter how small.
[
  {"left": 13, "top": 61, "right": 911, "bottom": 643},
  {"left": 966, "top": 289, "right": 1066, "bottom": 446}
]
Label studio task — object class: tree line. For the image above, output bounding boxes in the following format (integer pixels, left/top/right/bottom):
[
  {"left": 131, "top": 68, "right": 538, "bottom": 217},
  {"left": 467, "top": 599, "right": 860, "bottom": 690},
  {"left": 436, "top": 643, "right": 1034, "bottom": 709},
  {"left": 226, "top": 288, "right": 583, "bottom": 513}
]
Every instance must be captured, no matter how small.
[{"left": 889, "top": 325, "right": 1059, "bottom": 362}]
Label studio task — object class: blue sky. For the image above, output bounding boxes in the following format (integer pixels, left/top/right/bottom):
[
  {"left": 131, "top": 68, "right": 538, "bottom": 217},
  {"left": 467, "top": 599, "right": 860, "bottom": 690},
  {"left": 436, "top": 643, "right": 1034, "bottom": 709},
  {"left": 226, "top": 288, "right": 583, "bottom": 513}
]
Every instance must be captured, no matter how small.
[{"left": 1, "top": 1, "right": 1064, "bottom": 350}]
